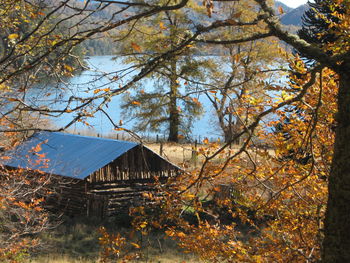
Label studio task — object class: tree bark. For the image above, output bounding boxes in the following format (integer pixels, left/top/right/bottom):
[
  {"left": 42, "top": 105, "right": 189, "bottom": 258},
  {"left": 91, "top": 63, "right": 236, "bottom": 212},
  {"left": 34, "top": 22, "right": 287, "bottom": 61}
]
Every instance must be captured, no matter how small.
[
  {"left": 322, "top": 67, "right": 350, "bottom": 262},
  {"left": 168, "top": 59, "right": 179, "bottom": 142}
]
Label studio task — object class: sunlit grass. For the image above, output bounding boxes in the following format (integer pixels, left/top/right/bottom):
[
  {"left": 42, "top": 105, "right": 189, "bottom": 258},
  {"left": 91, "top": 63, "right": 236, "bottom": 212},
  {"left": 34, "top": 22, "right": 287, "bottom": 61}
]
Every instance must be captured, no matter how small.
[{"left": 29, "top": 216, "right": 199, "bottom": 263}]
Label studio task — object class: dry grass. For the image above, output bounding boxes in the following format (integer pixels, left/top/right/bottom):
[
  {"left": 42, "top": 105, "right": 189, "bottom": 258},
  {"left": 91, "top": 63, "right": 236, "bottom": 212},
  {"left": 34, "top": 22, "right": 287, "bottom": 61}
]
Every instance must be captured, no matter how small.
[
  {"left": 31, "top": 253, "right": 199, "bottom": 263},
  {"left": 29, "top": 216, "right": 199, "bottom": 263},
  {"left": 29, "top": 255, "right": 95, "bottom": 263},
  {"left": 145, "top": 143, "right": 197, "bottom": 167}
]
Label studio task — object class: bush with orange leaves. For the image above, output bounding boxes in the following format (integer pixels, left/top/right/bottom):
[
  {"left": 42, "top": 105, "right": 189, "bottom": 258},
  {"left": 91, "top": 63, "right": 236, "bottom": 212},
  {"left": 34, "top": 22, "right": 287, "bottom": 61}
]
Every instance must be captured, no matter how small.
[{"left": 0, "top": 139, "right": 55, "bottom": 263}]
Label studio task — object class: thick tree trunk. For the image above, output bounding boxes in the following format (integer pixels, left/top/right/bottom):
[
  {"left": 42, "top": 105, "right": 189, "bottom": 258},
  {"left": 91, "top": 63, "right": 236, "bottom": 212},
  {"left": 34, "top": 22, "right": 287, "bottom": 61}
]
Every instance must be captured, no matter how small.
[
  {"left": 168, "top": 60, "right": 179, "bottom": 142},
  {"left": 322, "top": 69, "right": 350, "bottom": 262}
]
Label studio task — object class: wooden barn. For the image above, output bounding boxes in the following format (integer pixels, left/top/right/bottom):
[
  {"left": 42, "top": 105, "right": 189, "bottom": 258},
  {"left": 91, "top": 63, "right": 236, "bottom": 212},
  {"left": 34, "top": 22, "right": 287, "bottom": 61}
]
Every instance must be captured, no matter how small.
[{"left": 3, "top": 132, "right": 180, "bottom": 217}]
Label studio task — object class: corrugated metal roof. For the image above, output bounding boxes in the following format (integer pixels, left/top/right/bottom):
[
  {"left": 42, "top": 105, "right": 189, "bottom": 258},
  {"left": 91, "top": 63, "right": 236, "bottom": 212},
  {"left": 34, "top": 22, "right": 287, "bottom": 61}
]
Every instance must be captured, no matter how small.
[{"left": 3, "top": 132, "right": 138, "bottom": 180}]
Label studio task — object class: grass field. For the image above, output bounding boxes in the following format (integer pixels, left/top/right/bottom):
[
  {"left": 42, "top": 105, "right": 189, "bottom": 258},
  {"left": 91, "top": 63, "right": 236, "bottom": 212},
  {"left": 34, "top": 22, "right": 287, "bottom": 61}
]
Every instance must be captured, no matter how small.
[{"left": 29, "top": 216, "right": 199, "bottom": 263}]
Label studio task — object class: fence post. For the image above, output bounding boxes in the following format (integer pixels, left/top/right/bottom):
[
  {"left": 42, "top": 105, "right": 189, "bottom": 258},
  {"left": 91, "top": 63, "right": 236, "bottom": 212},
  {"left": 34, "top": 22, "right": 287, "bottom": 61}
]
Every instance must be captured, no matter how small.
[
  {"left": 160, "top": 142, "right": 163, "bottom": 156},
  {"left": 191, "top": 140, "right": 198, "bottom": 168}
]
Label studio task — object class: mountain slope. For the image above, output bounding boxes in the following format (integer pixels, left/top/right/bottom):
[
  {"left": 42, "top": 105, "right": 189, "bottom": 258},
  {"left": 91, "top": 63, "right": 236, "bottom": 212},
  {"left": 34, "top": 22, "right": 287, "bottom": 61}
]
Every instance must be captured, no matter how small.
[
  {"left": 280, "top": 4, "right": 309, "bottom": 26},
  {"left": 274, "top": 1, "right": 294, "bottom": 14}
]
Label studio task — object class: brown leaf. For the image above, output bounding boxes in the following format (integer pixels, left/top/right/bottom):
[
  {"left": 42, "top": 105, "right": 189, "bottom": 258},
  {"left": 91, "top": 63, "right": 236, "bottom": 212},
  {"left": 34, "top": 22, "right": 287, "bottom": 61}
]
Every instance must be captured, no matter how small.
[
  {"left": 131, "top": 42, "right": 142, "bottom": 52},
  {"left": 232, "top": 11, "right": 242, "bottom": 18},
  {"left": 225, "top": 19, "right": 237, "bottom": 25}
]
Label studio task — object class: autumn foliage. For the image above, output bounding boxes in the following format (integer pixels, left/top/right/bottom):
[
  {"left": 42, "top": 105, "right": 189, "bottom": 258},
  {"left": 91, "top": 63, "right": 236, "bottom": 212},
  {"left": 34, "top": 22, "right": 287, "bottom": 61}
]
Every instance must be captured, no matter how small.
[
  {"left": 100, "top": 59, "right": 337, "bottom": 262},
  {"left": 0, "top": 0, "right": 349, "bottom": 261}
]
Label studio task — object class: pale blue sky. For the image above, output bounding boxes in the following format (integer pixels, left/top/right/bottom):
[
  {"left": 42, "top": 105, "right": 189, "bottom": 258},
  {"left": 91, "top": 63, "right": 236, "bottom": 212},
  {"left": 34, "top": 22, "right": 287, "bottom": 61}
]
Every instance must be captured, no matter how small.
[{"left": 278, "top": 0, "right": 308, "bottom": 8}]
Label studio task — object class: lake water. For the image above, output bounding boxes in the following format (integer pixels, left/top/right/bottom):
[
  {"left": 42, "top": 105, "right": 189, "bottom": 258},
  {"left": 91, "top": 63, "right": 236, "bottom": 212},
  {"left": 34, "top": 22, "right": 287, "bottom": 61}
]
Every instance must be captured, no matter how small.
[{"left": 39, "top": 56, "right": 221, "bottom": 141}]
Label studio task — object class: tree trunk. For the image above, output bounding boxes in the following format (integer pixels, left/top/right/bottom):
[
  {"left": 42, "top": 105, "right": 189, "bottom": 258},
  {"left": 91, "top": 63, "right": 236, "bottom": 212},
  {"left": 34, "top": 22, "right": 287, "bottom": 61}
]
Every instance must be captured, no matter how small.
[
  {"left": 168, "top": 59, "right": 179, "bottom": 142},
  {"left": 322, "top": 68, "right": 350, "bottom": 262}
]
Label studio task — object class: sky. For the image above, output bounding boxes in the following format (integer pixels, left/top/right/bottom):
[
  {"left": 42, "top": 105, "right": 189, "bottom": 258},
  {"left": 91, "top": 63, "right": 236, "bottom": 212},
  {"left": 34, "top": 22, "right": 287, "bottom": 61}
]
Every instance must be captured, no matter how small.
[{"left": 278, "top": 0, "right": 308, "bottom": 8}]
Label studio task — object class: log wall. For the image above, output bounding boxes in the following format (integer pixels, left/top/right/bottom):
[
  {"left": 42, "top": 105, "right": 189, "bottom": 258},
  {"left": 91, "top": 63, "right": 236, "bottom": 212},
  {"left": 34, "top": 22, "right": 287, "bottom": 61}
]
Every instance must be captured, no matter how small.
[{"left": 88, "top": 146, "right": 179, "bottom": 183}]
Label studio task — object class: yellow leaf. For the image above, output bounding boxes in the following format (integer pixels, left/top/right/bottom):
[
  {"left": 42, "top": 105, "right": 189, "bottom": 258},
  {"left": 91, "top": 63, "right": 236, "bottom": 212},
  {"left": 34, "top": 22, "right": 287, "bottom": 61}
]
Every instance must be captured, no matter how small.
[
  {"left": 131, "top": 42, "right": 142, "bottom": 52},
  {"left": 130, "top": 242, "right": 141, "bottom": 249},
  {"left": 64, "top": 64, "right": 74, "bottom": 72},
  {"left": 185, "top": 193, "right": 195, "bottom": 198},
  {"left": 139, "top": 221, "right": 147, "bottom": 228},
  {"left": 159, "top": 22, "right": 167, "bottom": 30},
  {"left": 8, "top": 33, "right": 19, "bottom": 40}
]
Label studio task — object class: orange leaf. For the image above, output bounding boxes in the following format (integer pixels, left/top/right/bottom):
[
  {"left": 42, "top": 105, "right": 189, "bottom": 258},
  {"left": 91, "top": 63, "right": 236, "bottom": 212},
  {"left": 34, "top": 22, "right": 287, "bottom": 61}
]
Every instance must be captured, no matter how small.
[
  {"left": 32, "top": 143, "right": 42, "bottom": 153},
  {"left": 36, "top": 153, "right": 46, "bottom": 158},
  {"left": 131, "top": 42, "right": 142, "bottom": 52},
  {"left": 278, "top": 6, "right": 284, "bottom": 14},
  {"left": 132, "top": 101, "right": 141, "bottom": 105},
  {"left": 203, "top": 138, "right": 209, "bottom": 144}
]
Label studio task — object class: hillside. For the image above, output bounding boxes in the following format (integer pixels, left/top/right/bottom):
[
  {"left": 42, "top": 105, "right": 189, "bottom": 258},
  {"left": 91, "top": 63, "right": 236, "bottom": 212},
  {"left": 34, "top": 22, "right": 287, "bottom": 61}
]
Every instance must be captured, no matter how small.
[
  {"left": 78, "top": 1, "right": 310, "bottom": 56},
  {"left": 280, "top": 3, "right": 309, "bottom": 26}
]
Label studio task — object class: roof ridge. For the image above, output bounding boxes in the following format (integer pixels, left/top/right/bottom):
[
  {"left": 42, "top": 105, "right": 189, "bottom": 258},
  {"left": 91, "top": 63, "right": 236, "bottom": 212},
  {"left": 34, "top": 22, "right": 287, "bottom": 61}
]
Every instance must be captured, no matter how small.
[{"left": 39, "top": 131, "right": 138, "bottom": 145}]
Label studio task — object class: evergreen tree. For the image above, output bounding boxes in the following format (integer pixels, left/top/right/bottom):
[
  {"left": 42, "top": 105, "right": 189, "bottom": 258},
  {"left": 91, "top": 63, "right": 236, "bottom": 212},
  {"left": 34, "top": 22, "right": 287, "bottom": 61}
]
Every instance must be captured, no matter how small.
[
  {"left": 119, "top": 4, "right": 210, "bottom": 142},
  {"left": 298, "top": 0, "right": 345, "bottom": 51}
]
